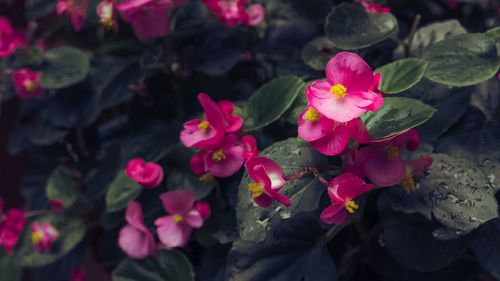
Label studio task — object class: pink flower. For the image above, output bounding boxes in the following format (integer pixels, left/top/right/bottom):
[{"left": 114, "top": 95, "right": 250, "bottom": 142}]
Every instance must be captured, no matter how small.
[
  {"left": 194, "top": 201, "right": 211, "bottom": 220},
  {"left": 31, "top": 221, "right": 59, "bottom": 253},
  {"left": 245, "top": 157, "right": 291, "bottom": 208},
  {"left": 97, "top": 0, "right": 117, "bottom": 30},
  {"left": 204, "top": 134, "right": 244, "bottom": 177},
  {"left": 189, "top": 151, "right": 216, "bottom": 184},
  {"left": 218, "top": 100, "right": 244, "bottom": 133},
  {"left": 117, "top": 0, "right": 177, "bottom": 41},
  {"left": 245, "top": 3, "right": 265, "bottom": 26},
  {"left": 401, "top": 156, "right": 433, "bottom": 193},
  {"left": 0, "top": 209, "right": 25, "bottom": 254},
  {"left": 49, "top": 199, "right": 64, "bottom": 213},
  {"left": 69, "top": 267, "right": 85, "bottom": 281},
  {"left": 118, "top": 201, "right": 156, "bottom": 259},
  {"left": 355, "top": 129, "right": 420, "bottom": 187},
  {"left": 0, "top": 17, "right": 24, "bottom": 58},
  {"left": 306, "top": 52, "right": 383, "bottom": 122},
  {"left": 57, "top": 0, "right": 89, "bottom": 32},
  {"left": 180, "top": 93, "right": 226, "bottom": 150},
  {"left": 125, "top": 158, "right": 164, "bottom": 188},
  {"left": 203, "top": 0, "right": 264, "bottom": 27},
  {"left": 320, "top": 173, "right": 373, "bottom": 224},
  {"left": 12, "top": 68, "right": 44, "bottom": 100},
  {"left": 155, "top": 190, "right": 205, "bottom": 249},
  {"left": 355, "top": 0, "right": 391, "bottom": 13},
  {"left": 241, "top": 135, "right": 259, "bottom": 160}
]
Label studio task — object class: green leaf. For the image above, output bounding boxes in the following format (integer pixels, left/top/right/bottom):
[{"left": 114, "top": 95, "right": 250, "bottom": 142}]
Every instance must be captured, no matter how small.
[
  {"left": 325, "top": 3, "right": 398, "bottom": 50},
  {"left": 471, "top": 219, "right": 500, "bottom": 279},
  {"left": 245, "top": 76, "right": 305, "bottom": 130},
  {"left": 361, "top": 97, "right": 437, "bottom": 139},
  {"left": 106, "top": 171, "right": 141, "bottom": 213},
  {"left": 0, "top": 254, "right": 22, "bottom": 281},
  {"left": 236, "top": 138, "right": 328, "bottom": 242},
  {"left": 40, "top": 46, "right": 91, "bottom": 89},
  {"left": 423, "top": 33, "right": 500, "bottom": 87},
  {"left": 112, "top": 250, "right": 195, "bottom": 281},
  {"left": 376, "top": 58, "right": 429, "bottom": 94},
  {"left": 227, "top": 213, "right": 338, "bottom": 281},
  {"left": 17, "top": 216, "right": 86, "bottom": 267},
  {"left": 485, "top": 27, "right": 500, "bottom": 43},
  {"left": 24, "top": 0, "right": 56, "bottom": 20},
  {"left": 45, "top": 166, "right": 77, "bottom": 209},
  {"left": 301, "top": 36, "right": 339, "bottom": 70}
]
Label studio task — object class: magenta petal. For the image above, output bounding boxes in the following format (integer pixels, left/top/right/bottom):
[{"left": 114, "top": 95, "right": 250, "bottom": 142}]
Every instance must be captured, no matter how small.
[
  {"left": 307, "top": 87, "right": 366, "bottom": 122},
  {"left": 245, "top": 157, "right": 284, "bottom": 190},
  {"left": 254, "top": 193, "right": 273, "bottom": 207},
  {"left": 325, "top": 52, "right": 373, "bottom": 93},
  {"left": 309, "top": 125, "right": 351, "bottom": 156},
  {"left": 118, "top": 225, "right": 155, "bottom": 259},
  {"left": 320, "top": 203, "right": 348, "bottom": 224},
  {"left": 129, "top": 7, "right": 170, "bottom": 40},
  {"left": 125, "top": 201, "right": 147, "bottom": 231},
  {"left": 269, "top": 191, "right": 291, "bottom": 207},
  {"left": 185, "top": 210, "right": 204, "bottom": 228},
  {"left": 155, "top": 216, "right": 192, "bottom": 249},
  {"left": 297, "top": 107, "right": 335, "bottom": 142},
  {"left": 205, "top": 145, "right": 245, "bottom": 177},
  {"left": 346, "top": 118, "right": 370, "bottom": 144},
  {"left": 199, "top": 93, "right": 227, "bottom": 129},
  {"left": 159, "top": 190, "right": 196, "bottom": 215},
  {"left": 189, "top": 152, "right": 207, "bottom": 176},
  {"left": 393, "top": 129, "right": 420, "bottom": 151},
  {"left": 359, "top": 147, "right": 405, "bottom": 187},
  {"left": 180, "top": 119, "right": 224, "bottom": 149},
  {"left": 407, "top": 156, "right": 433, "bottom": 176}
]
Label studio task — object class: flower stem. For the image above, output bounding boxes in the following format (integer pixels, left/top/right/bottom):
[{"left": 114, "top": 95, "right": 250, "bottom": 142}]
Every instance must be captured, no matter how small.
[{"left": 404, "top": 14, "right": 422, "bottom": 57}]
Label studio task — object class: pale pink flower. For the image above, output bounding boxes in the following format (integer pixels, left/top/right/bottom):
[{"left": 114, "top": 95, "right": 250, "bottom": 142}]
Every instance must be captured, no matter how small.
[
  {"left": 57, "top": 0, "right": 90, "bottom": 32},
  {"left": 245, "top": 157, "right": 290, "bottom": 208},
  {"left": 125, "top": 158, "right": 164, "bottom": 188},
  {"left": 31, "top": 221, "right": 59, "bottom": 253},
  {"left": 118, "top": 201, "right": 156, "bottom": 259},
  {"left": 204, "top": 134, "right": 245, "bottom": 177},
  {"left": 12, "top": 68, "right": 44, "bottom": 100}
]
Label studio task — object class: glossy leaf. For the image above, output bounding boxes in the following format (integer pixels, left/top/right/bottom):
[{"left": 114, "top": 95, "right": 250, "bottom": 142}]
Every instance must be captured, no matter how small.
[
  {"left": 45, "top": 166, "right": 77, "bottom": 209},
  {"left": 376, "top": 58, "right": 429, "bottom": 94},
  {"left": 105, "top": 171, "right": 142, "bottom": 213},
  {"left": 40, "top": 46, "right": 91, "bottom": 89}
]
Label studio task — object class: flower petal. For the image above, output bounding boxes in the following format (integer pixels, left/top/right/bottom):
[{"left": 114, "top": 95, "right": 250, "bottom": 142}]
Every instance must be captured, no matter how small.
[
  {"left": 325, "top": 52, "right": 373, "bottom": 93},
  {"left": 320, "top": 203, "right": 348, "bottom": 224},
  {"left": 159, "top": 190, "right": 196, "bottom": 215},
  {"left": 309, "top": 124, "right": 351, "bottom": 156}
]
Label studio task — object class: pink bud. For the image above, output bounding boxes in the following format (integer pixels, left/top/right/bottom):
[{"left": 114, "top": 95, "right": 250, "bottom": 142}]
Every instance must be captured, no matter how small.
[
  {"left": 125, "top": 158, "right": 164, "bottom": 188},
  {"left": 195, "top": 201, "right": 211, "bottom": 220}
]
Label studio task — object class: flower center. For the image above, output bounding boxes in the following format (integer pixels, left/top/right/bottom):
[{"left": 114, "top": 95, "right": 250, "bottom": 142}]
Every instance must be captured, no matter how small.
[
  {"left": 172, "top": 214, "right": 184, "bottom": 224},
  {"left": 305, "top": 107, "right": 320, "bottom": 122},
  {"left": 330, "top": 84, "right": 347, "bottom": 99},
  {"left": 386, "top": 146, "right": 400, "bottom": 160},
  {"left": 198, "top": 120, "right": 210, "bottom": 132},
  {"left": 248, "top": 182, "right": 264, "bottom": 198},
  {"left": 24, "top": 80, "right": 37, "bottom": 92},
  {"left": 199, "top": 173, "right": 215, "bottom": 184},
  {"left": 401, "top": 175, "right": 416, "bottom": 193},
  {"left": 212, "top": 150, "right": 226, "bottom": 161},
  {"left": 344, "top": 200, "right": 359, "bottom": 214},
  {"left": 31, "top": 231, "right": 43, "bottom": 244}
]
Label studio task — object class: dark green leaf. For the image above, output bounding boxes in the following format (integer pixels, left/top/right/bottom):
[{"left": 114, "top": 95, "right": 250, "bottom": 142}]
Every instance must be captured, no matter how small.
[
  {"left": 485, "top": 26, "right": 500, "bottom": 43},
  {"left": 46, "top": 166, "right": 77, "bottom": 209},
  {"left": 325, "top": 3, "right": 398, "bottom": 50},
  {"left": 245, "top": 76, "right": 305, "bottom": 130},
  {"left": 106, "top": 171, "right": 141, "bottom": 213},
  {"left": 376, "top": 58, "right": 429, "bottom": 94},
  {"left": 0, "top": 254, "right": 22, "bottom": 281},
  {"left": 24, "top": 0, "right": 56, "bottom": 20},
  {"left": 112, "top": 250, "right": 195, "bottom": 281},
  {"left": 301, "top": 36, "right": 339, "bottom": 70},
  {"left": 471, "top": 219, "right": 500, "bottom": 279},
  {"left": 236, "top": 138, "right": 328, "bottom": 242},
  {"left": 288, "top": 0, "right": 332, "bottom": 23},
  {"left": 423, "top": 33, "right": 500, "bottom": 87},
  {"left": 40, "top": 47, "right": 91, "bottom": 89},
  {"left": 361, "top": 97, "right": 436, "bottom": 139}
]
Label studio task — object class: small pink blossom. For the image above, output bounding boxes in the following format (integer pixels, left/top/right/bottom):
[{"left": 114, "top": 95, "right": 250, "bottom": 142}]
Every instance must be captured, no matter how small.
[
  {"left": 401, "top": 156, "right": 433, "bottom": 193},
  {"left": 12, "top": 68, "right": 44, "bottom": 100},
  {"left": 118, "top": 201, "right": 156, "bottom": 259},
  {"left": 180, "top": 93, "right": 226, "bottom": 150},
  {"left": 125, "top": 158, "right": 164, "bottom": 188},
  {"left": 241, "top": 135, "right": 259, "bottom": 160},
  {"left": 245, "top": 157, "right": 291, "bottom": 208},
  {"left": 0, "top": 17, "right": 24, "bottom": 58},
  {"left": 57, "top": 0, "right": 90, "bottom": 32},
  {"left": 31, "top": 221, "right": 59, "bottom": 253},
  {"left": 0, "top": 208, "right": 25, "bottom": 254},
  {"left": 194, "top": 201, "right": 211, "bottom": 220},
  {"left": 320, "top": 173, "right": 373, "bottom": 224},
  {"left": 69, "top": 266, "right": 85, "bottom": 281},
  {"left": 306, "top": 52, "right": 383, "bottom": 123},
  {"left": 155, "top": 190, "right": 206, "bottom": 249},
  {"left": 203, "top": 0, "right": 264, "bottom": 27},
  {"left": 97, "top": 0, "right": 118, "bottom": 30},
  {"left": 355, "top": 0, "right": 391, "bottom": 13},
  {"left": 117, "top": 0, "right": 177, "bottom": 41},
  {"left": 218, "top": 100, "right": 244, "bottom": 133},
  {"left": 204, "top": 134, "right": 245, "bottom": 177},
  {"left": 49, "top": 199, "right": 64, "bottom": 213}
]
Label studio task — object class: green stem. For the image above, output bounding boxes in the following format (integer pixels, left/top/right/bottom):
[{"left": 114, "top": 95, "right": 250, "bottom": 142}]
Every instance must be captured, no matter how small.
[{"left": 404, "top": 14, "right": 422, "bottom": 57}]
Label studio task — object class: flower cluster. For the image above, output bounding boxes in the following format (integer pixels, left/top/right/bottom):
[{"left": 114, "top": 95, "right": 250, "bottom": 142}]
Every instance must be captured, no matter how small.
[
  {"left": 181, "top": 93, "right": 259, "bottom": 181},
  {"left": 203, "top": 0, "right": 265, "bottom": 27},
  {"left": 0, "top": 198, "right": 25, "bottom": 254},
  {"left": 118, "top": 190, "right": 210, "bottom": 259}
]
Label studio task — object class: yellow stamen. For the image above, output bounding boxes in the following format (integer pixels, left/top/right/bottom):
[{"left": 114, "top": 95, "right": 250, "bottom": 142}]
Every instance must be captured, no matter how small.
[
  {"left": 172, "top": 214, "right": 184, "bottom": 223},
  {"left": 330, "top": 84, "right": 347, "bottom": 99},
  {"left": 248, "top": 182, "right": 264, "bottom": 198},
  {"left": 401, "top": 175, "right": 416, "bottom": 193},
  {"left": 31, "top": 231, "right": 43, "bottom": 244},
  {"left": 24, "top": 80, "right": 37, "bottom": 92},
  {"left": 212, "top": 150, "right": 226, "bottom": 161},
  {"left": 305, "top": 107, "right": 320, "bottom": 122},
  {"left": 387, "top": 146, "right": 400, "bottom": 160},
  {"left": 344, "top": 200, "right": 359, "bottom": 214},
  {"left": 198, "top": 120, "right": 210, "bottom": 132},
  {"left": 199, "top": 173, "right": 215, "bottom": 184}
]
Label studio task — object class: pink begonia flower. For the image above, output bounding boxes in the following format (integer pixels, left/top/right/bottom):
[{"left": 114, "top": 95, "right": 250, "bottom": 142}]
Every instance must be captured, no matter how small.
[
  {"left": 0, "top": 208, "right": 25, "bottom": 254},
  {"left": 245, "top": 3, "right": 265, "bottom": 26},
  {"left": 355, "top": 129, "right": 420, "bottom": 187},
  {"left": 117, "top": 0, "right": 178, "bottom": 41},
  {"left": 241, "top": 135, "right": 259, "bottom": 160},
  {"left": 57, "top": 0, "right": 90, "bottom": 32},
  {"left": 31, "top": 221, "right": 59, "bottom": 253},
  {"left": 180, "top": 93, "right": 226, "bottom": 149},
  {"left": 355, "top": 0, "right": 391, "bottom": 13},
  {"left": 194, "top": 201, "right": 211, "bottom": 220},
  {"left": 401, "top": 156, "right": 433, "bottom": 193},
  {"left": 306, "top": 52, "right": 383, "bottom": 123},
  {"left": 155, "top": 190, "right": 205, "bottom": 249},
  {"left": 320, "top": 173, "right": 373, "bottom": 224},
  {"left": 12, "top": 68, "right": 44, "bottom": 100},
  {"left": 245, "top": 157, "right": 291, "bottom": 208},
  {"left": 69, "top": 267, "right": 85, "bottom": 281},
  {"left": 118, "top": 201, "right": 156, "bottom": 259},
  {"left": 204, "top": 134, "right": 244, "bottom": 177},
  {"left": 48, "top": 199, "right": 64, "bottom": 213},
  {"left": 0, "top": 17, "right": 24, "bottom": 58},
  {"left": 218, "top": 100, "right": 244, "bottom": 133},
  {"left": 203, "top": 0, "right": 264, "bottom": 27},
  {"left": 125, "top": 158, "right": 164, "bottom": 188},
  {"left": 97, "top": 0, "right": 118, "bottom": 30}
]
